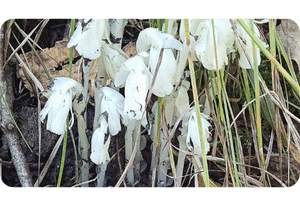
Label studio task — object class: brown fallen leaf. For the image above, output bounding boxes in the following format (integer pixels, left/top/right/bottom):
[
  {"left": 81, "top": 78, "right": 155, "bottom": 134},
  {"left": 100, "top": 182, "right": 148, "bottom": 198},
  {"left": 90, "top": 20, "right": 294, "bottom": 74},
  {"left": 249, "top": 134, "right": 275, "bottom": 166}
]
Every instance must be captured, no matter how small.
[
  {"left": 276, "top": 19, "right": 300, "bottom": 68},
  {"left": 122, "top": 41, "right": 137, "bottom": 58},
  {"left": 18, "top": 37, "right": 82, "bottom": 95}
]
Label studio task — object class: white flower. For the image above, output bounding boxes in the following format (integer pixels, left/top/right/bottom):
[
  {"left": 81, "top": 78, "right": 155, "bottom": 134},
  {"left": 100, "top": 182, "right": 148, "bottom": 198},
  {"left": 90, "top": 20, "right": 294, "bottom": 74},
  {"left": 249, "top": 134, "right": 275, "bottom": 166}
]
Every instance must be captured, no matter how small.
[
  {"left": 99, "top": 87, "right": 126, "bottom": 136},
  {"left": 115, "top": 53, "right": 152, "bottom": 120},
  {"left": 185, "top": 107, "right": 211, "bottom": 155},
  {"left": 182, "top": 19, "right": 263, "bottom": 70},
  {"left": 136, "top": 27, "right": 182, "bottom": 97},
  {"left": 101, "top": 42, "right": 128, "bottom": 81},
  {"left": 193, "top": 19, "right": 235, "bottom": 70},
  {"left": 90, "top": 113, "right": 111, "bottom": 165},
  {"left": 39, "top": 77, "right": 83, "bottom": 135},
  {"left": 67, "top": 19, "right": 109, "bottom": 60},
  {"left": 235, "top": 20, "right": 261, "bottom": 69}
]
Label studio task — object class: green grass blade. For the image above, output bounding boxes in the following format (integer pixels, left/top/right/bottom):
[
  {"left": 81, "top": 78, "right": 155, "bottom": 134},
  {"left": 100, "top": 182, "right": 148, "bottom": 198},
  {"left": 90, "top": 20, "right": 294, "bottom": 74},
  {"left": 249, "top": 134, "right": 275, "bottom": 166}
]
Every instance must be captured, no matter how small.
[
  {"left": 236, "top": 19, "right": 300, "bottom": 97},
  {"left": 184, "top": 19, "right": 210, "bottom": 187}
]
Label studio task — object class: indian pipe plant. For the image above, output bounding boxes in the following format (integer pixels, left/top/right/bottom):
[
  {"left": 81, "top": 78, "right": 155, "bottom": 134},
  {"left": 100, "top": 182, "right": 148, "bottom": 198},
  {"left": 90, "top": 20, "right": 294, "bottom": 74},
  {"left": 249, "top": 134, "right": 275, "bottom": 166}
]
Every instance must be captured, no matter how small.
[{"left": 1, "top": 18, "right": 299, "bottom": 187}]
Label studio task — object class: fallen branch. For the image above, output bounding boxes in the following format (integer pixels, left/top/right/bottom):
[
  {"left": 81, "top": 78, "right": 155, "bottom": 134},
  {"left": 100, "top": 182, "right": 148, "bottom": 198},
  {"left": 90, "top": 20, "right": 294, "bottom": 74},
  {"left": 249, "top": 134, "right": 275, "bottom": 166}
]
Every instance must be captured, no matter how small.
[{"left": 0, "top": 23, "right": 32, "bottom": 187}]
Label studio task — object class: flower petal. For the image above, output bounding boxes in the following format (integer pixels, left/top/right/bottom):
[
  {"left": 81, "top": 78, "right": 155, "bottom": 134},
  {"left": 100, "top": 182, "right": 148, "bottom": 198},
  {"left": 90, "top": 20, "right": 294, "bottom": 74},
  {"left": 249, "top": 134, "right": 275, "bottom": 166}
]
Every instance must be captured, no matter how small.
[
  {"left": 39, "top": 77, "right": 83, "bottom": 135},
  {"left": 236, "top": 20, "right": 261, "bottom": 69},
  {"left": 101, "top": 96, "right": 121, "bottom": 136},
  {"left": 67, "top": 19, "right": 107, "bottom": 60},
  {"left": 90, "top": 115, "right": 111, "bottom": 165},
  {"left": 185, "top": 108, "right": 211, "bottom": 155},
  {"left": 102, "top": 43, "right": 128, "bottom": 81},
  {"left": 150, "top": 49, "right": 177, "bottom": 97},
  {"left": 124, "top": 70, "right": 149, "bottom": 120},
  {"left": 194, "top": 19, "right": 234, "bottom": 70}
]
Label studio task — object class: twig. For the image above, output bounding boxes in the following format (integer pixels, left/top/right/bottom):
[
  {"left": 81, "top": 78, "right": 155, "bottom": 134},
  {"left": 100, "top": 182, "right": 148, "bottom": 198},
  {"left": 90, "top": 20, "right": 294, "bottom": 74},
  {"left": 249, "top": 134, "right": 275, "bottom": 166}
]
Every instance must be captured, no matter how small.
[
  {"left": 115, "top": 129, "right": 147, "bottom": 187},
  {"left": 0, "top": 25, "right": 33, "bottom": 186},
  {"left": 36, "top": 85, "right": 42, "bottom": 187},
  {"left": 34, "top": 133, "right": 64, "bottom": 186},
  {"left": 116, "top": 139, "right": 126, "bottom": 187}
]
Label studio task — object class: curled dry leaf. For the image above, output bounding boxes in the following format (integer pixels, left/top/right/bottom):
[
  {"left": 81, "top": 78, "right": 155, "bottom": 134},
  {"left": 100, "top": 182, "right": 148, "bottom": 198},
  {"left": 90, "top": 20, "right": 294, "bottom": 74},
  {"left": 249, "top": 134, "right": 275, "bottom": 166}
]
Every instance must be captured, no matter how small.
[
  {"left": 18, "top": 37, "right": 98, "bottom": 96},
  {"left": 122, "top": 41, "right": 138, "bottom": 58},
  {"left": 276, "top": 19, "right": 300, "bottom": 67},
  {"left": 18, "top": 38, "right": 80, "bottom": 95}
]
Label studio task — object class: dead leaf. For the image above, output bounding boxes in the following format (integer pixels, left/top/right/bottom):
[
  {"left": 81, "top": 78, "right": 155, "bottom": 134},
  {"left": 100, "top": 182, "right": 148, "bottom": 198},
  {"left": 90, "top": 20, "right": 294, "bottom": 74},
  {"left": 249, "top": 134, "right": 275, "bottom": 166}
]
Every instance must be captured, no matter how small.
[
  {"left": 276, "top": 19, "right": 300, "bottom": 68},
  {"left": 122, "top": 41, "right": 137, "bottom": 58},
  {"left": 18, "top": 37, "right": 83, "bottom": 95}
]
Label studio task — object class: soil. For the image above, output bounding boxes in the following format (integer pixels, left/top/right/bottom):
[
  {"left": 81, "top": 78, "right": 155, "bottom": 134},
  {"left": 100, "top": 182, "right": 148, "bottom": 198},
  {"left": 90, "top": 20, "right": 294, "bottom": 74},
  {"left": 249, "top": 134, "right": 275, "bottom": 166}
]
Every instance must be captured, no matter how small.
[{"left": 0, "top": 19, "right": 299, "bottom": 187}]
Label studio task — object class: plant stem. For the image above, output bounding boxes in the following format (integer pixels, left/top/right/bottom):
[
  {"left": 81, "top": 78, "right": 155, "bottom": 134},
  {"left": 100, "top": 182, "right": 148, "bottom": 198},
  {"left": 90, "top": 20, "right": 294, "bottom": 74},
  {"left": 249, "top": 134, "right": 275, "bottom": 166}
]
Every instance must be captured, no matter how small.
[
  {"left": 57, "top": 128, "right": 68, "bottom": 187},
  {"left": 124, "top": 119, "right": 135, "bottom": 185},
  {"left": 69, "top": 19, "right": 76, "bottom": 78},
  {"left": 184, "top": 19, "right": 210, "bottom": 187},
  {"left": 57, "top": 19, "right": 76, "bottom": 187},
  {"left": 249, "top": 20, "right": 265, "bottom": 184},
  {"left": 13, "top": 21, "right": 52, "bottom": 81}
]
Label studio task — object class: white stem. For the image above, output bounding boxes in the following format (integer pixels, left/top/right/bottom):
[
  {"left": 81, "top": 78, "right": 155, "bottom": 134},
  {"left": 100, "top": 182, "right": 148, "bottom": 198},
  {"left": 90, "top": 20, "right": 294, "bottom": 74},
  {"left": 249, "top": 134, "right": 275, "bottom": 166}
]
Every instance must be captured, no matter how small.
[
  {"left": 96, "top": 163, "right": 107, "bottom": 187},
  {"left": 157, "top": 131, "right": 169, "bottom": 187},
  {"left": 132, "top": 121, "right": 141, "bottom": 183},
  {"left": 74, "top": 59, "right": 94, "bottom": 187},
  {"left": 75, "top": 112, "right": 89, "bottom": 187},
  {"left": 150, "top": 104, "right": 159, "bottom": 186},
  {"left": 157, "top": 94, "right": 176, "bottom": 187},
  {"left": 93, "top": 56, "right": 107, "bottom": 131},
  {"left": 125, "top": 119, "right": 135, "bottom": 185},
  {"left": 175, "top": 133, "right": 188, "bottom": 187}
]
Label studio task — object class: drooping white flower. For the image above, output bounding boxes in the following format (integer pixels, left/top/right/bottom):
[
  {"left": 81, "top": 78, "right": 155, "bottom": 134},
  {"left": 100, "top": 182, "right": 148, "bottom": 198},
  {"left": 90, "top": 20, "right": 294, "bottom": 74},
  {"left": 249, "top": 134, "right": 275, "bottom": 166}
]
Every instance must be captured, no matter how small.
[
  {"left": 193, "top": 19, "right": 235, "bottom": 70},
  {"left": 235, "top": 20, "right": 261, "bottom": 69},
  {"left": 185, "top": 107, "right": 211, "bottom": 155},
  {"left": 67, "top": 19, "right": 109, "bottom": 60},
  {"left": 99, "top": 87, "right": 126, "bottom": 136},
  {"left": 136, "top": 27, "right": 182, "bottom": 97},
  {"left": 181, "top": 19, "right": 263, "bottom": 70},
  {"left": 90, "top": 113, "right": 111, "bottom": 165},
  {"left": 101, "top": 42, "right": 128, "bottom": 81},
  {"left": 115, "top": 52, "right": 152, "bottom": 120},
  {"left": 108, "top": 19, "right": 128, "bottom": 48},
  {"left": 39, "top": 77, "right": 83, "bottom": 135}
]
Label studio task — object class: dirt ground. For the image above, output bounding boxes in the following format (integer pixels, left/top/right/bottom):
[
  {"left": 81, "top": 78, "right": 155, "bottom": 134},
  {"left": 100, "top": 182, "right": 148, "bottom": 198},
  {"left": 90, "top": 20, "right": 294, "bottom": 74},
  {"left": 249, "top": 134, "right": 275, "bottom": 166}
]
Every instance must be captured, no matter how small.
[{"left": 0, "top": 19, "right": 299, "bottom": 187}]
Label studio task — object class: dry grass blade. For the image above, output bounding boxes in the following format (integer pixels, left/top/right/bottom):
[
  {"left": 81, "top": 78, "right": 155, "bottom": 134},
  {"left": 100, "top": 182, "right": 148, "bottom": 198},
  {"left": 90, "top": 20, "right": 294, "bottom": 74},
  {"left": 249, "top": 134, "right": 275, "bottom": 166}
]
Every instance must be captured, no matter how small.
[
  {"left": 237, "top": 172, "right": 263, "bottom": 187},
  {"left": 2, "top": 20, "right": 43, "bottom": 68},
  {"left": 115, "top": 128, "right": 142, "bottom": 187},
  {"left": 145, "top": 48, "right": 164, "bottom": 111},
  {"left": 36, "top": 85, "right": 42, "bottom": 187},
  {"left": 34, "top": 133, "right": 64, "bottom": 187},
  {"left": 9, "top": 43, "right": 44, "bottom": 92},
  {"left": 236, "top": 162, "right": 287, "bottom": 187},
  {"left": 230, "top": 93, "right": 268, "bottom": 128},
  {"left": 2, "top": 19, "right": 14, "bottom": 64},
  {"left": 265, "top": 130, "right": 275, "bottom": 169},
  {"left": 34, "top": 19, "right": 49, "bottom": 45}
]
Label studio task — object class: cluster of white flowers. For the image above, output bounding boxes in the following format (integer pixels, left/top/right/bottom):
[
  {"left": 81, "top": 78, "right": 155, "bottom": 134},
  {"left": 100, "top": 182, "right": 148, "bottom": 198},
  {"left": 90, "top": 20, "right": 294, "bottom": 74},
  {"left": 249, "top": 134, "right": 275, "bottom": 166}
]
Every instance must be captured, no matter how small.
[
  {"left": 90, "top": 87, "right": 126, "bottom": 165},
  {"left": 136, "top": 27, "right": 182, "bottom": 97},
  {"left": 39, "top": 19, "right": 264, "bottom": 174}
]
